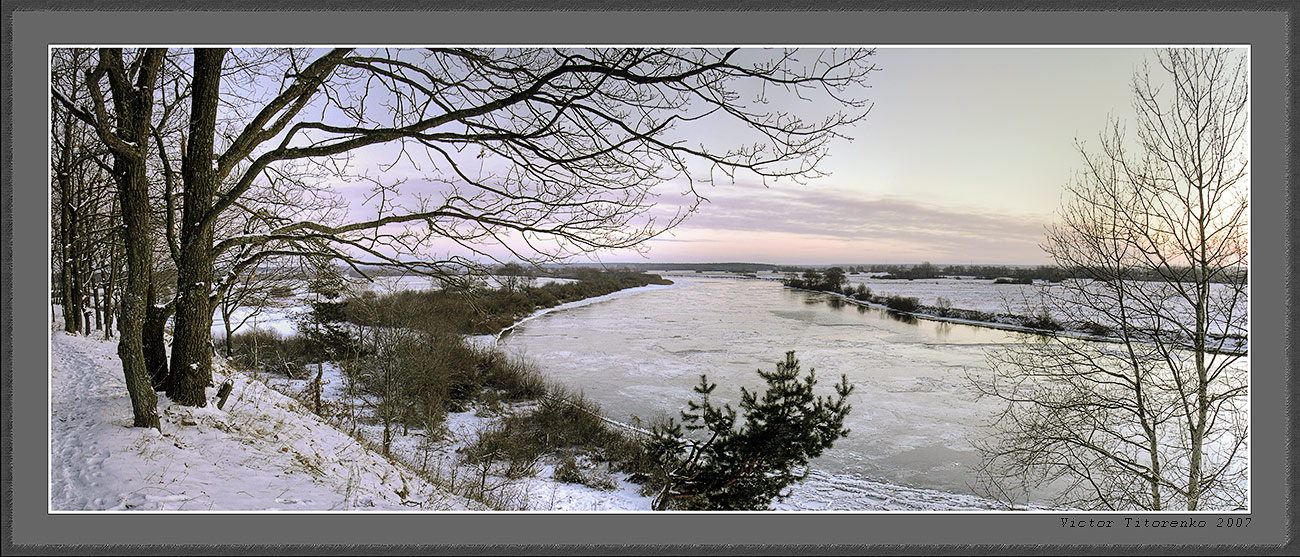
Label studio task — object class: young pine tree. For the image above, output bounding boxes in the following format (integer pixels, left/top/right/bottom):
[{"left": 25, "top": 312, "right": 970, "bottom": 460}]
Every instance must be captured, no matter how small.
[
  {"left": 647, "top": 351, "right": 854, "bottom": 510},
  {"left": 299, "top": 261, "right": 356, "bottom": 414}
]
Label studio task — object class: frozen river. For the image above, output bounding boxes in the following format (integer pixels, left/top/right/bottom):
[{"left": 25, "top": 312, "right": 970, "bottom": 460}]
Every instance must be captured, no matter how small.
[{"left": 499, "top": 277, "right": 1037, "bottom": 510}]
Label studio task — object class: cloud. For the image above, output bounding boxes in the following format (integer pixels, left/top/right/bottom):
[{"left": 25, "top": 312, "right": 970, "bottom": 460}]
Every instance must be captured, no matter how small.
[{"left": 658, "top": 182, "right": 1053, "bottom": 263}]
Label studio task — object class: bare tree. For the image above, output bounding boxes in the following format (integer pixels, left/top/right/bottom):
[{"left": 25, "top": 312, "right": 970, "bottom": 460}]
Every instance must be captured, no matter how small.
[
  {"left": 972, "top": 49, "right": 1249, "bottom": 511},
  {"left": 54, "top": 47, "right": 875, "bottom": 417},
  {"left": 153, "top": 47, "right": 877, "bottom": 407},
  {"left": 51, "top": 49, "right": 120, "bottom": 337},
  {"left": 53, "top": 48, "right": 167, "bottom": 429},
  {"left": 216, "top": 256, "right": 300, "bottom": 360}
]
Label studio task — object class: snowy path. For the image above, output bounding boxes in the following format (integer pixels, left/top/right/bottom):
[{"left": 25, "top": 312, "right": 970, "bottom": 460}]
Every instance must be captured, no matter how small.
[
  {"left": 49, "top": 326, "right": 481, "bottom": 511},
  {"left": 49, "top": 332, "right": 131, "bottom": 509}
]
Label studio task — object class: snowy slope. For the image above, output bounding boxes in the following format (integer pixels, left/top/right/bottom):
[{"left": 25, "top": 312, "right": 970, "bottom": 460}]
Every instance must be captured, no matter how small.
[
  {"left": 49, "top": 325, "right": 483, "bottom": 511},
  {"left": 50, "top": 307, "right": 1039, "bottom": 513}
]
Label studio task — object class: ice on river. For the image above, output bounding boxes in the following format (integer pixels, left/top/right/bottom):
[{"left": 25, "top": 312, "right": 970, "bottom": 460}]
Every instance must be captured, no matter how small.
[{"left": 498, "top": 277, "right": 1036, "bottom": 506}]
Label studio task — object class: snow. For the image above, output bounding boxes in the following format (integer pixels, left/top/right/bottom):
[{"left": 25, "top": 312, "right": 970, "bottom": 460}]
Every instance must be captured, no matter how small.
[
  {"left": 211, "top": 305, "right": 301, "bottom": 338},
  {"left": 50, "top": 275, "right": 1091, "bottom": 513},
  {"left": 775, "top": 470, "right": 1046, "bottom": 511},
  {"left": 255, "top": 361, "right": 660, "bottom": 511},
  {"left": 50, "top": 309, "right": 659, "bottom": 512},
  {"left": 52, "top": 315, "right": 1012, "bottom": 512},
  {"left": 49, "top": 322, "right": 482, "bottom": 511}
]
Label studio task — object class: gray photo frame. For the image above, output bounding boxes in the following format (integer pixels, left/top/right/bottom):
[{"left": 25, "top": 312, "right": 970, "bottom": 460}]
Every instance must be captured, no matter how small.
[{"left": 4, "top": 2, "right": 1295, "bottom": 555}]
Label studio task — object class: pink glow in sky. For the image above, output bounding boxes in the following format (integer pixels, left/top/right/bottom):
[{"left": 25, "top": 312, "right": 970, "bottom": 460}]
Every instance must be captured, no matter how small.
[{"left": 327, "top": 47, "right": 1246, "bottom": 267}]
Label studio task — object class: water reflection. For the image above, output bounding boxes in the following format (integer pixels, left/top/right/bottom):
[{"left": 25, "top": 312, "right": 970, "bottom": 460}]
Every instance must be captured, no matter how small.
[
  {"left": 884, "top": 310, "right": 918, "bottom": 325},
  {"left": 800, "top": 290, "right": 1043, "bottom": 345},
  {"left": 934, "top": 321, "right": 953, "bottom": 339}
]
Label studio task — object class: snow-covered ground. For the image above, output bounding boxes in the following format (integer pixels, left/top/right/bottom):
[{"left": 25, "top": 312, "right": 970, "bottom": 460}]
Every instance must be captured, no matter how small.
[
  {"left": 845, "top": 276, "right": 1046, "bottom": 315},
  {"left": 256, "top": 363, "right": 658, "bottom": 511},
  {"left": 662, "top": 271, "right": 1050, "bottom": 315},
  {"left": 56, "top": 269, "right": 1246, "bottom": 512},
  {"left": 50, "top": 307, "right": 655, "bottom": 512},
  {"left": 258, "top": 361, "right": 1030, "bottom": 512},
  {"left": 51, "top": 303, "right": 1028, "bottom": 512},
  {"left": 49, "top": 321, "right": 483, "bottom": 511}
]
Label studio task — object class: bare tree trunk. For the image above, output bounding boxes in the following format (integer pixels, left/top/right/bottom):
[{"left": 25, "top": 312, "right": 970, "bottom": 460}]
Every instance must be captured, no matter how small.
[
  {"left": 251, "top": 317, "right": 260, "bottom": 379},
  {"left": 67, "top": 220, "right": 84, "bottom": 334},
  {"left": 56, "top": 48, "right": 168, "bottom": 428},
  {"left": 143, "top": 280, "right": 172, "bottom": 390},
  {"left": 117, "top": 147, "right": 161, "bottom": 428},
  {"left": 55, "top": 107, "right": 79, "bottom": 334},
  {"left": 103, "top": 233, "right": 118, "bottom": 340},
  {"left": 222, "top": 304, "right": 235, "bottom": 359},
  {"left": 91, "top": 272, "right": 102, "bottom": 332},
  {"left": 314, "top": 362, "right": 323, "bottom": 415},
  {"left": 57, "top": 208, "right": 77, "bottom": 333},
  {"left": 167, "top": 48, "right": 228, "bottom": 407},
  {"left": 94, "top": 48, "right": 165, "bottom": 429}
]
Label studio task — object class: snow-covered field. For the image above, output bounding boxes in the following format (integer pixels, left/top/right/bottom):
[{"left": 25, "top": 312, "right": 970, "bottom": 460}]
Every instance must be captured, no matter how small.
[
  {"left": 667, "top": 271, "right": 1247, "bottom": 351},
  {"left": 663, "top": 271, "right": 1050, "bottom": 315},
  {"left": 846, "top": 276, "right": 1046, "bottom": 315}
]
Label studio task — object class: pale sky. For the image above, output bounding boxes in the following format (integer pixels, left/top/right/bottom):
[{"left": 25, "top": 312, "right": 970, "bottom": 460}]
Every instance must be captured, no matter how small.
[
  {"left": 332, "top": 47, "right": 1240, "bottom": 267},
  {"left": 600, "top": 47, "right": 1162, "bottom": 266}
]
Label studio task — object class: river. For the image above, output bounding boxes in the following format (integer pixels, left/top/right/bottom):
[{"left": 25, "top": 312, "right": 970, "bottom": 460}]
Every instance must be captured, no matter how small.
[{"left": 498, "top": 277, "right": 1042, "bottom": 510}]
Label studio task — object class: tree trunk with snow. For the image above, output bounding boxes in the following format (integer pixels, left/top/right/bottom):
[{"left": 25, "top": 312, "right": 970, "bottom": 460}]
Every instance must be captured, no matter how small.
[
  {"left": 74, "top": 49, "right": 168, "bottom": 429},
  {"left": 167, "top": 49, "right": 227, "bottom": 406}
]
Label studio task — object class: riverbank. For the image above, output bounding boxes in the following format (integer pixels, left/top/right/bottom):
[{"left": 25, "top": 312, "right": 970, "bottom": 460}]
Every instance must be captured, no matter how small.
[
  {"left": 489, "top": 282, "right": 681, "bottom": 345},
  {"left": 786, "top": 284, "right": 1248, "bottom": 357}
]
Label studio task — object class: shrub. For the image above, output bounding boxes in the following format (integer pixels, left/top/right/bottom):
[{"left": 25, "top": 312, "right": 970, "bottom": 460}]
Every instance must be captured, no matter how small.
[
  {"left": 224, "top": 328, "right": 313, "bottom": 377},
  {"left": 1020, "top": 313, "right": 1063, "bottom": 332},
  {"left": 645, "top": 351, "right": 853, "bottom": 510},
  {"left": 460, "top": 420, "right": 545, "bottom": 479},
  {"left": 993, "top": 277, "right": 1034, "bottom": 285},
  {"left": 883, "top": 295, "right": 920, "bottom": 313},
  {"left": 1080, "top": 320, "right": 1113, "bottom": 337},
  {"left": 478, "top": 352, "right": 549, "bottom": 402},
  {"left": 553, "top": 452, "right": 586, "bottom": 484},
  {"left": 461, "top": 390, "right": 648, "bottom": 482},
  {"left": 553, "top": 452, "right": 619, "bottom": 491}
]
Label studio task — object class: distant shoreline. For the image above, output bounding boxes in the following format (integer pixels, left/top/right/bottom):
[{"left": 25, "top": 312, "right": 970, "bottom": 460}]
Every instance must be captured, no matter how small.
[
  {"left": 740, "top": 277, "right": 1248, "bottom": 358},
  {"left": 811, "top": 286, "right": 1246, "bottom": 357}
]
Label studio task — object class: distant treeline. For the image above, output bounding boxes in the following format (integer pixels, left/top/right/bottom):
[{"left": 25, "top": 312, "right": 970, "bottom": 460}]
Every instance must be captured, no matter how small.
[
  {"left": 779, "top": 262, "right": 1245, "bottom": 284},
  {"left": 783, "top": 267, "right": 923, "bottom": 313},
  {"left": 544, "top": 262, "right": 780, "bottom": 274}
]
